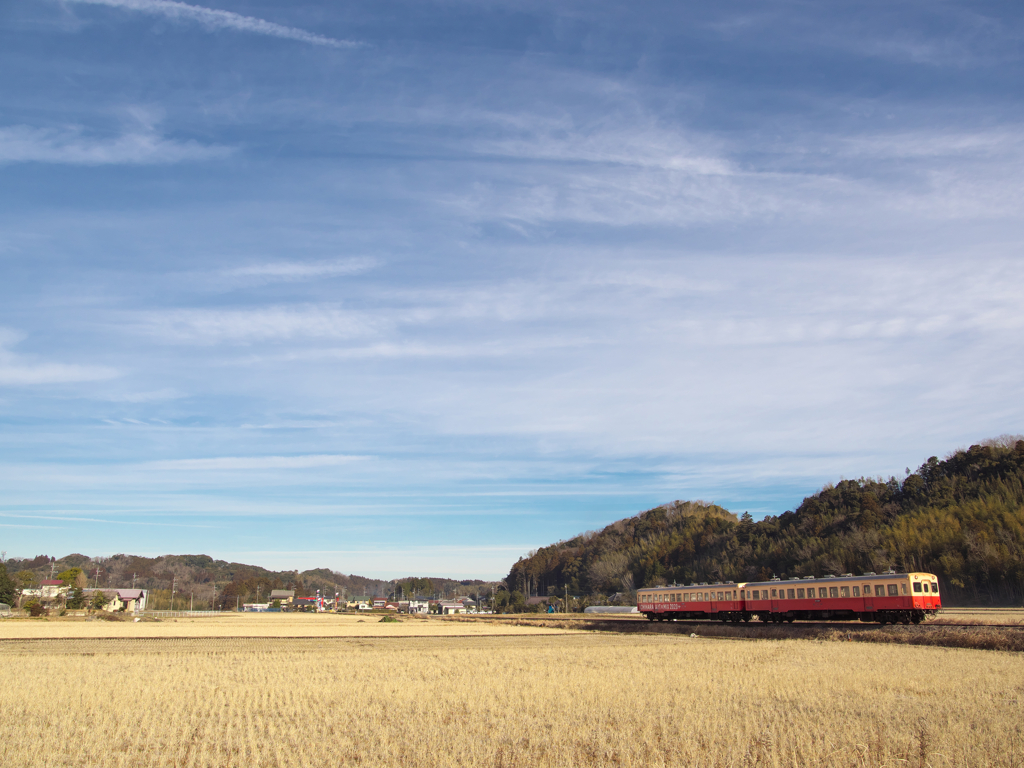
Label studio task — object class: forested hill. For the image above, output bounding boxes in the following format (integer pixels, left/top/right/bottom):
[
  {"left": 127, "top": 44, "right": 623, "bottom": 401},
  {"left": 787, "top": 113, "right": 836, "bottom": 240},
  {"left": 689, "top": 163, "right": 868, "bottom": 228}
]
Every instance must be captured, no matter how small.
[{"left": 506, "top": 438, "right": 1024, "bottom": 605}]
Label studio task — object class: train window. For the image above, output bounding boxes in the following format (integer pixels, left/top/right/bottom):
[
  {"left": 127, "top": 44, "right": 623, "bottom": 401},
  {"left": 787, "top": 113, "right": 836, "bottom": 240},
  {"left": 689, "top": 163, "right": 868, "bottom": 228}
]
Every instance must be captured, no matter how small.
[
  {"left": 819, "top": 588, "right": 827, "bottom": 598},
  {"left": 887, "top": 585, "right": 899, "bottom": 596},
  {"left": 901, "top": 584, "right": 907, "bottom": 595},
  {"left": 785, "top": 589, "right": 794, "bottom": 599},
  {"left": 863, "top": 585, "right": 872, "bottom": 595},
  {"left": 771, "top": 589, "right": 778, "bottom": 599},
  {"left": 914, "top": 582, "right": 922, "bottom": 593},
  {"left": 716, "top": 592, "right": 723, "bottom": 601},
  {"left": 796, "top": 588, "right": 804, "bottom": 599},
  {"left": 829, "top": 587, "right": 839, "bottom": 598},
  {"left": 931, "top": 583, "right": 938, "bottom": 593},
  {"left": 852, "top": 586, "right": 860, "bottom": 597},
  {"left": 840, "top": 587, "right": 850, "bottom": 598},
  {"left": 875, "top": 585, "right": 885, "bottom": 597}
]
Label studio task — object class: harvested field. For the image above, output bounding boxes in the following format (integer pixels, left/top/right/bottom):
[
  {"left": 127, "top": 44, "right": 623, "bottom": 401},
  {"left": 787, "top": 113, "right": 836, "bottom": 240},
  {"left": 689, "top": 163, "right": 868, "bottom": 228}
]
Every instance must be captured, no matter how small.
[
  {"left": 1, "top": 633, "right": 1022, "bottom": 767},
  {"left": 0, "top": 612, "right": 576, "bottom": 640}
]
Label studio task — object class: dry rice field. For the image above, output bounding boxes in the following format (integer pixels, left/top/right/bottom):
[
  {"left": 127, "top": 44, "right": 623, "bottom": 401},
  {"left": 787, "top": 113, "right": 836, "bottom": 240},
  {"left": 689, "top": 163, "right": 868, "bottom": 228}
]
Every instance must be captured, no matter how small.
[
  {"left": 1, "top": 618, "right": 1022, "bottom": 768},
  {"left": 0, "top": 612, "right": 574, "bottom": 640}
]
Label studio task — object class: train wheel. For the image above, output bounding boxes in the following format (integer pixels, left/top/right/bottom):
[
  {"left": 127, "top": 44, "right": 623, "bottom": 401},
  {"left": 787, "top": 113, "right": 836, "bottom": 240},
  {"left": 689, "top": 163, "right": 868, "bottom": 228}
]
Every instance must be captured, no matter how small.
[
  {"left": 743, "top": 614, "right": 751, "bottom": 623},
  {"left": 647, "top": 615, "right": 654, "bottom": 622},
  {"left": 912, "top": 614, "right": 922, "bottom": 625}
]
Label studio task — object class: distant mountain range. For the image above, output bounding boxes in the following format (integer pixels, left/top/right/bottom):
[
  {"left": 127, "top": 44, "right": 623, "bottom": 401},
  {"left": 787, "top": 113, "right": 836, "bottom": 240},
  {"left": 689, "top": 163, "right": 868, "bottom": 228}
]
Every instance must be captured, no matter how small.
[{"left": 506, "top": 437, "right": 1024, "bottom": 606}]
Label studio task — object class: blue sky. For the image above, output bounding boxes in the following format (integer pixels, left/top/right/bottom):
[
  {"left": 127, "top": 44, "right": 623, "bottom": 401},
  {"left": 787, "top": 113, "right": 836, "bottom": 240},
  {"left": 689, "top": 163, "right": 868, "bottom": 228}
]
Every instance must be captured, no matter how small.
[{"left": 1, "top": 1, "right": 1022, "bottom": 578}]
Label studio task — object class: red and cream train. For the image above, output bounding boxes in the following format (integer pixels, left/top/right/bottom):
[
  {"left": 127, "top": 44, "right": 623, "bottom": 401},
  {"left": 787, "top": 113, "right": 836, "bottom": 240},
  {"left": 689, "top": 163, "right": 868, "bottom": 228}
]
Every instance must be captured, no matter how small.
[{"left": 637, "top": 571, "right": 941, "bottom": 625}]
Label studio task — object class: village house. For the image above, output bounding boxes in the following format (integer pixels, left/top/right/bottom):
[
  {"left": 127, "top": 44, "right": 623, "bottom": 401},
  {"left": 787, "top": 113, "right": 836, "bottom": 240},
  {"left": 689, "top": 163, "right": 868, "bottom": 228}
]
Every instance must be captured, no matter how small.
[
  {"left": 115, "top": 589, "right": 147, "bottom": 612},
  {"left": 438, "top": 601, "right": 467, "bottom": 615},
  {"left": 399, "top": 600, "right": 430, "bottom": 614},
  {"left": 82, "top": 589, "right": 124, "bottom": 612},
  {"left": 268, "top": 589, "right": 295, "bottom": 607},
  {"left": 21, "top": 580, "right": 69, "bottom": 602}
]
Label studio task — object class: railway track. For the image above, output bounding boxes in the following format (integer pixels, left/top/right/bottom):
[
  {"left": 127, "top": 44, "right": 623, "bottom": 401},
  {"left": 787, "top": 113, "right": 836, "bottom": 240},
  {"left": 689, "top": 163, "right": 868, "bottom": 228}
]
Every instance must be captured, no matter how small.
[{"left": 575, "top": 617, "right": 1024, "bottom": 631}]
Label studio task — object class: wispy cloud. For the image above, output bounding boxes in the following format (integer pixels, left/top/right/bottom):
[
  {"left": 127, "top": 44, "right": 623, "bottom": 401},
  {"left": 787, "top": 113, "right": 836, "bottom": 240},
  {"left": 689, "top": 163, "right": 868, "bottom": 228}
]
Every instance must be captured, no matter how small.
[
  {"left": 0, "top": 328, "right": 118, "bottom": 386},
  {"left": 143, "top": 454, "right": 368, "bottom": 470},
  {"left": 104, "top": 388, "right": 183, "bottom": 403},
  {"left": 64, "top": 0, "right": 359, "bottom": 48},
  {"left": 219, "top": 257, "right": 378, "bottom": 284},
  {"left": 0, "top": 124, "right": 230, "bottom": 165},
  {"left": 136, "top": 306, "right": 380, "bottom": 344}
]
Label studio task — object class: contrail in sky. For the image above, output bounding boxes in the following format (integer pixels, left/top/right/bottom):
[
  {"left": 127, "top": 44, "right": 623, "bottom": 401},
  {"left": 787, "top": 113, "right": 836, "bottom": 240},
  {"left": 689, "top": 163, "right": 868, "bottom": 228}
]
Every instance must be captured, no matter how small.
[{"left": 64, "top": 0, "right": 359, "bottom": 48}]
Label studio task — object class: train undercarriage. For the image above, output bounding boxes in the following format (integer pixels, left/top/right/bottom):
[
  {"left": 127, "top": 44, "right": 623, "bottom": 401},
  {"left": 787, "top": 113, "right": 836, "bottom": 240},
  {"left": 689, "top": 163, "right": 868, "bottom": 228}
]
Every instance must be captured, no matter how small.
[{"left": 644, "top": 609, "right": 933, "bottom": 625}]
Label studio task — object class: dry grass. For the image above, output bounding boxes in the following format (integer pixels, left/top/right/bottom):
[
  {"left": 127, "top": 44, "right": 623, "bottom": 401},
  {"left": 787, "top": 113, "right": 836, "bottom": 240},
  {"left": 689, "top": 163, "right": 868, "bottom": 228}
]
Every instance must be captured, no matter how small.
[
  {"left": 1, "top": 633, "right": 1022, "bottom": 767},
  {"left": 475, "top": 616, "right": 1024, "bottom": 652},
  {"left": 0, "top": 612, "right": 576, "bottom": 640},
  {"left": 929, "top": 608, "right": 1024, "bottom": 626}
]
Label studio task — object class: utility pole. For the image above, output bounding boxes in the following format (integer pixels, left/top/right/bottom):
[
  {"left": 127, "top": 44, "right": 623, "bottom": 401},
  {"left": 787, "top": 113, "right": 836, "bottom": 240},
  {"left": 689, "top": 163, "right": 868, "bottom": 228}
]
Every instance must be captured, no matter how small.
[
  {"left": 190, "top": 592, "right": 193, "bottom": 613},
  {"left": 171, "top": 577, "right": 175, "bottom": 612},
  {"left": 132, "top": 573, "right": 137, "bottom": 589}
]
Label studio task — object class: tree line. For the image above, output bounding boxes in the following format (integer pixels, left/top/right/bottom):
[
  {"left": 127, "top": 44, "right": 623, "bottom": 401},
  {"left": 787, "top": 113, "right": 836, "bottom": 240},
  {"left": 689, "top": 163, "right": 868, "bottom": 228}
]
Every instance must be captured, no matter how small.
[{"left": 0, "top": 551, "right": 497, "bottom": 609}]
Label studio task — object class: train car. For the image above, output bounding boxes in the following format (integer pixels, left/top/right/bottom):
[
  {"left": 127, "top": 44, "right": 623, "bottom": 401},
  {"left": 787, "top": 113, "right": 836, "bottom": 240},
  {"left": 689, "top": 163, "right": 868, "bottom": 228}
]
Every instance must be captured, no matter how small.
[
  {"left": 741, "top": 572, "right": 941, "bottom": 624},
  {"left": 638, "top": 582, "right": 748, "bottom": 622},
  {"left": 638, "top": 571, "right": 941, "bottom": 625}
]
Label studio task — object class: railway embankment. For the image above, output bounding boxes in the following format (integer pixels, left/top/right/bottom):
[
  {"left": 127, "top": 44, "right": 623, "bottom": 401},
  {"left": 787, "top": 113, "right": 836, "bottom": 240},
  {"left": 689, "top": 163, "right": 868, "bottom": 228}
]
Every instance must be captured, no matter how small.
[{"left": 448, "top": 615, "right": 1024, "bottom": 652}]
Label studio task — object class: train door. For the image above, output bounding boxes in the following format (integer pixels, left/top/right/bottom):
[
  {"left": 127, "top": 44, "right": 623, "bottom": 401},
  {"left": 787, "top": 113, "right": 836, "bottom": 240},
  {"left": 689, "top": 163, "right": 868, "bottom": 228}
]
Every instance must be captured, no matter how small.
[{"left": 863, "top": 587, "right": 874, "bottom": 612}]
